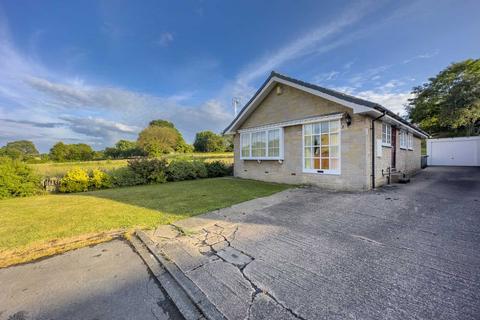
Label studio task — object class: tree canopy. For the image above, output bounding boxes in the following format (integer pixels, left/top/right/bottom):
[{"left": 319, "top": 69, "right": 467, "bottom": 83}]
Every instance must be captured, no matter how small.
[
  {"left": 49, "top": 142, "right": 94, "bottom": 162},
  {"left": 407, "top": 59, "right": 480, "bottom": 137},
  {"left": 0, "top": 140, "right": 39, "bottom": 160},
  {"left": 148, "top": 119, "right": 192, "bottom": 152},
  {"left": 137, "top": 126, "right": 179, "bottom": 156},
  {"left": 193, "top": 131, "right": 226, "bottom": 152},
  {"left": 104, "top": 140, "right": 144, "bottom": 159}
]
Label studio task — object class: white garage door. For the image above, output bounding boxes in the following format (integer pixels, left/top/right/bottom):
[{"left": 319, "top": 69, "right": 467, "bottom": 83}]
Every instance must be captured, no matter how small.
[{"left": 427, "top": 136, "right": 480, "bottom": 166}]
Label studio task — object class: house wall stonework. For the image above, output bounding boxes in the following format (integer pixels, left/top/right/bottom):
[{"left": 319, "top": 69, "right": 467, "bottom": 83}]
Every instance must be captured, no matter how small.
[{"left": 232, "top": 83, "right": 423, "bottom": 190}]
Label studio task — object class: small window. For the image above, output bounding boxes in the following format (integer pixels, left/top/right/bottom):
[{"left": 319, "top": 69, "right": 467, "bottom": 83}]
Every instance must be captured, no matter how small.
[
  {"left": 408, "top": 133, "right": 413, "bottom": 150},
  {"left": 382, "top": 123, "right": 391, "bottom": 146},
  {"left": 240, "top": 128, "right": 283, "bottom": 160},
  {"left": 400, "top": 130, "right": 407, "bottom": 149}
]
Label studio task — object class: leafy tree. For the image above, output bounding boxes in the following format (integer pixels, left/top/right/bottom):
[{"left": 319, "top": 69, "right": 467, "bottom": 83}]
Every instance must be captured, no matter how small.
[
  {"left": 0, "top": 140, "right": 39, "bottom": 160},
  {"left": 149, "top": 119, "right": 190, "bottom": 153},
  {"left": 407, "top": 59, "right": 480, "bottom": 137},
  {"left": 49, "top": 142, "right": 69, "bottom": 162},
  {"left": 193, "top": 131, "right": 226, "bottom": 152},
  {"left": 104, "top": 140, "right": 144, "bottom": 159},
  {"left": 137, "top": 126, "right": 179, "bottom": 156},
  {"left": 49, "top": 142, "right": 94, "bottom": 161}
]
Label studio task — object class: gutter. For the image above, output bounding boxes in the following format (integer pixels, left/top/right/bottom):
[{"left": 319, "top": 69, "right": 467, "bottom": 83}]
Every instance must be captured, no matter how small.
[{"left": 371, "top": 111, "right": 386, "bottom": 189}]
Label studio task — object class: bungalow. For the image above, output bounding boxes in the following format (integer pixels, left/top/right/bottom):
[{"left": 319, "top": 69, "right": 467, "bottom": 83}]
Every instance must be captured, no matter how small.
[{"left": 223, "top": 72, "right": 429, "bottom": 191}]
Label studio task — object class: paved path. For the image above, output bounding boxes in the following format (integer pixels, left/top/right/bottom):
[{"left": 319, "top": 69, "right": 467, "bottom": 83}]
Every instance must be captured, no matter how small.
[
  {"left": 0, "top": 240, "right": 183, "bottom": 320},
  {"left": 149, "top": 167, "right": 480, "bottom": 320}
]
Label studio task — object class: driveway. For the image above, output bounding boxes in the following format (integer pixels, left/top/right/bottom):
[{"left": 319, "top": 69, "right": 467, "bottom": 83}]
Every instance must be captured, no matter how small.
[
  {"left": 150, "top": 167, "right": 480, "bottom": 320},
  {"left": 0, "top": 240, "right": 182, "bottom": 320}
]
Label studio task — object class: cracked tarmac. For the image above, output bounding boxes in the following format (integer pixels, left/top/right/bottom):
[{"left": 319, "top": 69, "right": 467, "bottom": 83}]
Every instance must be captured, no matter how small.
[{"left": 147, "top": 167, "right": 480, "bottom": 320}]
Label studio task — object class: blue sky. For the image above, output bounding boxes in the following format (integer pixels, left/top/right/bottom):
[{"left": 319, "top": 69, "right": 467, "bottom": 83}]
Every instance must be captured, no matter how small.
[{"left": 0, "top": 0, "right": 479, "bottom": 152}]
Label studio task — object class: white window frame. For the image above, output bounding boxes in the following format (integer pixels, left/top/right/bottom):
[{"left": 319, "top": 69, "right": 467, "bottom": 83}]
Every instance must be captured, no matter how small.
[
  {"left": 382, "top": 123, "right": 392, "bottom": 147},
  {"left": 239, "top": 127, "right": 284, "bottom": 160},
  {"left": 302, "top": 119, "right": 341, "bottom": 175},
  {"left": 408, "top": 133, "right": 414, "bottom": 150},
  {"left": 400, "top": 130, "right": 407, "bottom": 149}
]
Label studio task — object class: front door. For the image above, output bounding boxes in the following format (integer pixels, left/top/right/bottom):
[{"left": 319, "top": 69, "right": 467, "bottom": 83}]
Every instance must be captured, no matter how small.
[{"left": 391, "top": 127, "right": 397, "bottom": 169}]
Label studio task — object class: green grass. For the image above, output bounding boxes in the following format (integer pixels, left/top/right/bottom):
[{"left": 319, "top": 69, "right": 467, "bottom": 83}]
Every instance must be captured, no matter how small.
[
  {"left": 30, "top": 152, "right": 233, "bottom": 178},
  {"left": 0, "top": 177, "right": 288, "bottom": 266}
]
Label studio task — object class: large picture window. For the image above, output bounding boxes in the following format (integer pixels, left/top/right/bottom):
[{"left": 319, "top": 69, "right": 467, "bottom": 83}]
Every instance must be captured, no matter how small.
[
  {"left": 240, "top": 128, "right": 283, "bottom": 160},
  {"left": 382, "top": 123, "right": 391, "bottom": 146},
  {"left": 303, "top": 119, "right": 340, "bottom": 174}
]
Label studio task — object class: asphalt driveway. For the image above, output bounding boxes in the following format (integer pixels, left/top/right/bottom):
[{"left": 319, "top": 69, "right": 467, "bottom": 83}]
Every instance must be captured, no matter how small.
[
  {"left": 0, "top": 240, "right": 182, "bottom": 320},
  {"left": 153, "top": 166, "right": 480, "bottom": 319}
]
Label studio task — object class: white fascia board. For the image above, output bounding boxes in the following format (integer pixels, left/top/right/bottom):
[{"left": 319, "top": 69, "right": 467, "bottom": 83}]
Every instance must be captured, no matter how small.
[
  {"left": 238, "top": 113, "right": 343, "bottom": 133},
  {"left": 373, "top": 110, "right": 428, "bottom": 139}
]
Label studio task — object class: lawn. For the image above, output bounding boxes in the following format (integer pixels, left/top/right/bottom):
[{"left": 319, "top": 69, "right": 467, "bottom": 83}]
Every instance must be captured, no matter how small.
[
  {"left": 30, "top": 152, "right": 233, "bottom": 177},
  {"left": 0, "top": 177, "right": 288, "bottom": 267}
]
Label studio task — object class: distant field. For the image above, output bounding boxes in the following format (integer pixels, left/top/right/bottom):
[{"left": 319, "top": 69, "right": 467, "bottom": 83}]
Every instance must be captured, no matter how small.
[{"left": 30, "top": 152, "right": 233, "bottom": 177}]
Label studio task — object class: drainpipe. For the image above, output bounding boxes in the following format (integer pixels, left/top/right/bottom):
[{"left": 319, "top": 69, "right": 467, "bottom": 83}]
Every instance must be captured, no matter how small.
[{"left": 371, "top": 111, "right": 386, "bottom": 189}]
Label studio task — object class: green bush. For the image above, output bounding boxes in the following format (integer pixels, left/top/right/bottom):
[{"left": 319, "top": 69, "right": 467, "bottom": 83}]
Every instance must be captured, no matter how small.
[
  {"left": 59, "top": 168, "right": 90, "bottom": 193},
  {"left": 128, "top": 158, "right": 167, "bottom": 184},
  {"left": 89, "top": 169, "right": 112, "bottom": 189},
  {"left": 166, "top": 160, "right": 207, "bottom": 181},
  {"left": 109, "top": 167, "right": 146, "bottom": 187},
  {"left": 205, "top": 161, "right": 233, "bottom": 178},
  {"left": 0, "top": 157, "right": 42, "bottom": 199}
]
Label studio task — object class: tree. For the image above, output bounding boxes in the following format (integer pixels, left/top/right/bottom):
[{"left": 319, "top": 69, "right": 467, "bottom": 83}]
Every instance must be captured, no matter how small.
[
  {"left": 149, "top": 119, "right": 190, "bottom": 153},
  {"left": 137, "top": 126, "right": 179, "bottom": 156},
  {"left": 407, "top": 59, "right": 480, "bottom": 137},
  {"left": 193, "top": 131, "right": 226, "bottom": 152},
  {"left": 0, "top": 140, "right": 39, "bottom": 160},
  {"left": 49, "top": 142, "right": 94, "bottom": 161},
  {"left": 104, "top": 140, "right": 144, "bottom": 159}
]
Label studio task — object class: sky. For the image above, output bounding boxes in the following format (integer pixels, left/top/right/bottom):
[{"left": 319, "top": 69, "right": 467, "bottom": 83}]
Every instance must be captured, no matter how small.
[{"left": 0, "top": 0, "right": 479, "bottom": 152}]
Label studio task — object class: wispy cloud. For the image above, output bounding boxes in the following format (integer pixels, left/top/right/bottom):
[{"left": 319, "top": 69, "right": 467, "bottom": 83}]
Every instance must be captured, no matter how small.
[
  {"left": 403, "top": 51, "right": 438, "bottom": 64},
  {"left": 154, "top": 32, "right": 174, "bottom": 47},
  {"left": 0, "top": 118, "right": 64, "bottom": 128}
]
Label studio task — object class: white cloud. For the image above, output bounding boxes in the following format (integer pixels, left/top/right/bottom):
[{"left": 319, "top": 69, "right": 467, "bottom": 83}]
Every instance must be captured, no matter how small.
[
  {"left": 154, "top": 32, "right": 174, "bottom": 47},
  {"left": 403, "top": 51, "right": 438, "bottom": 64}
]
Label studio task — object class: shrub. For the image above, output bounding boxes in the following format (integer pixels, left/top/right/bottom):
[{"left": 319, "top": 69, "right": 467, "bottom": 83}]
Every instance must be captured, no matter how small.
[
  {"left": 89, "top": 169, "right": 112, "bottom": 189},
  {"left": 59, "top": 168, "right": 90, "bottom": 193},
  {"left": 109, "top": 167, "right": 146, "bottom": 187},
  {"left": 0, "top": 157, "right": 42, "bottom": 199},
  {"left": 166, "top": 160, "right": 207, "bottom": 181},
  {"left": 128, "top": 158, "right": 167, "bottom": 184},
  {"left": 205, "top": 161, "right": 233, "bottom": 178}
]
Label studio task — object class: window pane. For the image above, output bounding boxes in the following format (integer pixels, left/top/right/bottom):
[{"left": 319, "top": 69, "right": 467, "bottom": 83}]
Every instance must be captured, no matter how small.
[
  {"left": 313, "top": 135, "right": 320, "bottom": 146},
  {"left": 314, "top": 123, "right": 321, "bottom": 134},
  {"left": 330, "top": 159, "right": 339, "bottom": 170},
  {"left": 330, "top": 146, "right": 339, "bottom": 157},
  {"left": 321, "top": 122, "right": 329, "bottom": 133},
  {"left": 304, "top": 147, "right": 312, "bottom": 157},
  {"left": 304, "top": 136, "right": 312, "bottom": 146},
  {"left": 304, "top": 124, "right": 312, "bottom": 135},
  {"left": 268, "top": 147, "right": 279, "bottom": 157},
  {"left": 304, "top": 158, "right": 312, "bottom": 169},
  {"left": 321, "top": 134, "right": 329, "bottom": 145},
  {"left": 241, "top": 133, "right": 250, "bottom": 157},
  {"left": 330, "top": 120, "right": 339, "bottom": 132},
  {"left": 314, "top": 158, "right": 321, "bottom": 169},
  {"left": 321, "top": 146, "right": 329, "bottom": 157},
  {"left": 313, "top": 146, "right": 320, "bottom": 156},
  {"left": 330, "top": 133, "right": 339, "bottom": 145},
  {"left": 321, "top": 158, "right": 329, "bottom": 170}
]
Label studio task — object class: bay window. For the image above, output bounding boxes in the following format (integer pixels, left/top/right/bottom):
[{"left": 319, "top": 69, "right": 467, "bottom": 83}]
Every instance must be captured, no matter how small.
[
  {"left": 303, "top": 119, "right": 341, "bottom": 174},
  {"left": 240, "top": 128, "right": 283, "bottom": 160}
]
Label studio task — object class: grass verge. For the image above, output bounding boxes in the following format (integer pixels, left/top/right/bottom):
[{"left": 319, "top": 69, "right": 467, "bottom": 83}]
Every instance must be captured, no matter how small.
[{"left": 0, "top": 177, "right": 289, "bottom": 267}]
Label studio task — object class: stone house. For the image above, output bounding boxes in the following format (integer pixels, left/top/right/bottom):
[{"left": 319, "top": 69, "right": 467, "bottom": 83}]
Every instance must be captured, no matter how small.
[{"left": 223, "top": 72, "right": 429, "bottom": 190}]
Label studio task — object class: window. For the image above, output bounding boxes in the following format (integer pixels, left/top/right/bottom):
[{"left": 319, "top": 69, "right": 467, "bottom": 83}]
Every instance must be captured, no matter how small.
[
  {"left": 240, "top": 128, "right": 283, "bottom": 160},
  {"left": 407, "top": 133, "right": 413, "bottom": 150},
  {"left": 303, "top": 119, "right": 340, "bottom": 174},
  {"left": 400, "top": 130, "right": 407, "bottom": 149},
  {"left": 382, "top": 123, "right": 392, "bottom": 146}
]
